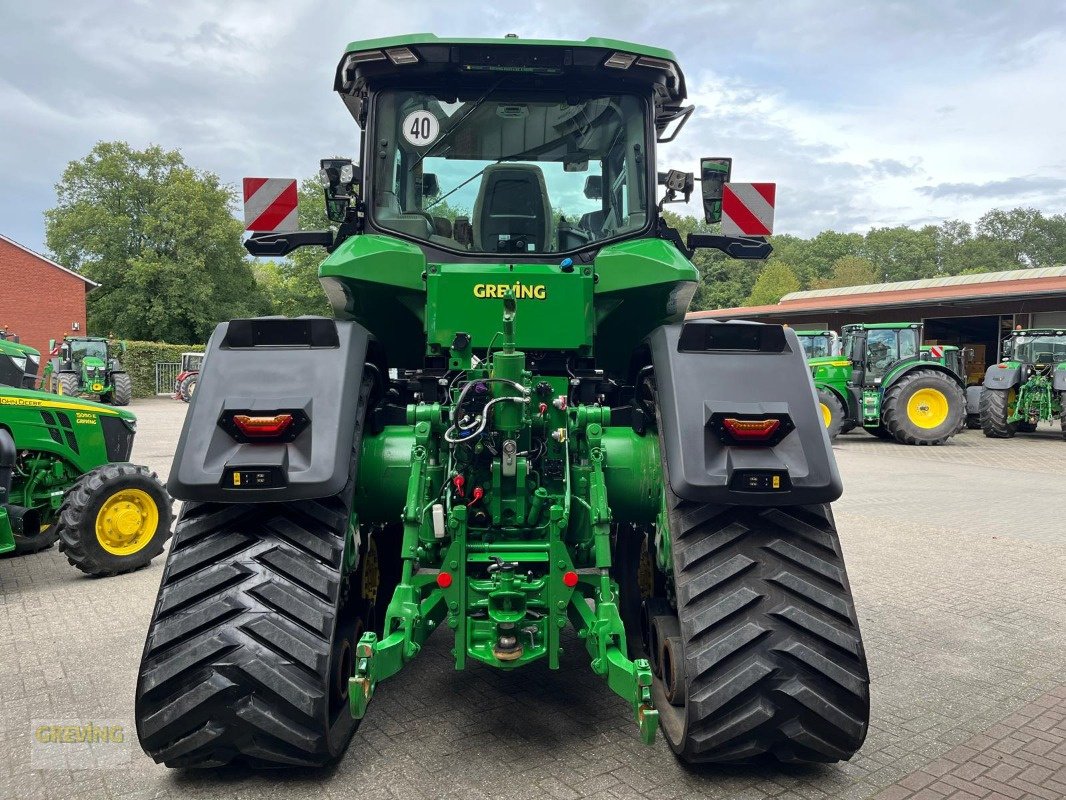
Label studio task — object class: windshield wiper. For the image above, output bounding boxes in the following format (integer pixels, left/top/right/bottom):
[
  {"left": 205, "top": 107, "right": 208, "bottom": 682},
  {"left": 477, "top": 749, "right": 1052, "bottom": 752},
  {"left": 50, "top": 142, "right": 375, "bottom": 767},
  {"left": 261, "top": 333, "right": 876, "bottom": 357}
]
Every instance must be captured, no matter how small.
[{"left": 410, "top": 77, "right": 507, "bottom": 173}]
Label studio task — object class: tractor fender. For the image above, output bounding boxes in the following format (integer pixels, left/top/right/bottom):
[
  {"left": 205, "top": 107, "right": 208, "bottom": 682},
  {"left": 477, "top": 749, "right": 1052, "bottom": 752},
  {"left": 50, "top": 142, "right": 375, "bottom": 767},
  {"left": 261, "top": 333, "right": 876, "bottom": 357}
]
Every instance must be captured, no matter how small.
[
  {"left": 649, "top": 320, "right": 841, "bottom": 507},
  {"left": 168, "top": 317, "right": 372, "bottom": 503},
  {"left": 884, "top": 361, "right": 963, "bottom": 391},
  {"left": 1053, "top": 365, "right": 1066, "bottom": 392},
  {"left": 984, "top": 363, "right": 1021, "bottom": 389}
]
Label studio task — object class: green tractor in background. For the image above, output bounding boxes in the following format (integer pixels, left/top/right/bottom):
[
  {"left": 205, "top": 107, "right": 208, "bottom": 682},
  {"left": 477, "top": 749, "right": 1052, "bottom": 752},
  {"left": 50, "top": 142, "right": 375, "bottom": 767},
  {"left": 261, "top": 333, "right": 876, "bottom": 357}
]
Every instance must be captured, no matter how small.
[
  {"left": 135, "top": 35, "right": 869, "bottom": 770},
  {"left": 980, "top": 328, "right": 1066, "bottom": 439},
  {"left": 0, "top": 386, "right": 172, "bottom": 573},
  {"left": 795, "top": 329, "right": 840, "bottom": 359},
  {"left": 812, "top": 322, "right": 966, "bottom": 444},
  {"left": 42, "top": 335, "right": 132, "bottom": 406},
  {"left": 0, "top": 328, "right": 41, "bottom": 389}
]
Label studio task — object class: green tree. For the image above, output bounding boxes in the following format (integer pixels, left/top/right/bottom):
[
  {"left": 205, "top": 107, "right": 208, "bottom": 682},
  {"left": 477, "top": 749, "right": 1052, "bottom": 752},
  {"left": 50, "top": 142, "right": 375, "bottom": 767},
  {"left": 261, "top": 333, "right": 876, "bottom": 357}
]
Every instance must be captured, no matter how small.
[
  {"left": 45, "top": 142, "right": 266, "bottom": 343},
  {"left": 810, "top": 255, "right": 879, "bottom": 289},
  {"left": 744, "top": 261, "right": 801, "bottom": 306}
]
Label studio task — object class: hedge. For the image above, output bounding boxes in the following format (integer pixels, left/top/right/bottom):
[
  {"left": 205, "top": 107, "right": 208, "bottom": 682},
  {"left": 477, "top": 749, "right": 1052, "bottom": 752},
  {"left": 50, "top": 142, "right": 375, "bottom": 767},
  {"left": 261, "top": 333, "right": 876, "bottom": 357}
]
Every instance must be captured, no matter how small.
[{"left": 122, "top": 340, "right": 205, "bottom": 398}]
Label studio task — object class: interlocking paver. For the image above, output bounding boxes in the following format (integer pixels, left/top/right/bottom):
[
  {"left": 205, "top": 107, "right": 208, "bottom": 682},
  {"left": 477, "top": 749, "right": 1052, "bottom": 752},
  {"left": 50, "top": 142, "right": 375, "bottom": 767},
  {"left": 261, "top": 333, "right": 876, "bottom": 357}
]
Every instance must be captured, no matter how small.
[{"left": 1, "top": 399, "right": 1064, "bottom": 800}]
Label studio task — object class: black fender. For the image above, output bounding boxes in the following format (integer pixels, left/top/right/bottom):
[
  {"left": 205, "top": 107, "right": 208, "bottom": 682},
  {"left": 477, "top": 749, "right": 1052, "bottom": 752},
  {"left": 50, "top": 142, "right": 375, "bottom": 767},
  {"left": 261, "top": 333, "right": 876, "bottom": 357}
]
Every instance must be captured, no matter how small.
[
  {"left": 984, "top": 364, "right": 1021, "bottom": 390},
  {"left": 168, "top": 317, "right": 371, "bottom": 503},
  {"left": 649, "top": 320, "right": 842, "bottom": 506}
]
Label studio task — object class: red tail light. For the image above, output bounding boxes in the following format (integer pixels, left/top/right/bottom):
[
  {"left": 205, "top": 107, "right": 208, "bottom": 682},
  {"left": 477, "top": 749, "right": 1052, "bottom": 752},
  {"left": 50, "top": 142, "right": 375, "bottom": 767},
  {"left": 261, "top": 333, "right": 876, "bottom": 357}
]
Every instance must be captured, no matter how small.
[
  {"left": 233, "top": 414, "right": 294, "bottom": 438},
  {"left": 722, "top": 418, "right": 781, "bottom": 441}
]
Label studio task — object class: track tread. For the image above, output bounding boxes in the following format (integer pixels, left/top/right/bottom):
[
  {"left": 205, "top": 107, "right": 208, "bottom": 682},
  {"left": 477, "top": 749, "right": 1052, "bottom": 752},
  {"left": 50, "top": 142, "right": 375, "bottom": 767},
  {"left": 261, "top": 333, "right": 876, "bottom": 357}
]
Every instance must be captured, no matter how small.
[
  {"left": 664, "top": 503, "right": 870, "bottom": 764},
  {"left": 135, "top": 501, "right": 358, "bottom": 768}
]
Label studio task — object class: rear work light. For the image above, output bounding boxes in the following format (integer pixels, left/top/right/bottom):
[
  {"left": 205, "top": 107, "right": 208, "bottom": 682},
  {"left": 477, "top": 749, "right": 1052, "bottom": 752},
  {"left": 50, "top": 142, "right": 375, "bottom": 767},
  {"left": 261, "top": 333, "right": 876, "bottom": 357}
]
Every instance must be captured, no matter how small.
[
  {"left": 604, "top": 51, "right": 637, "bottom": 69},
  {"left": 709, "top": 412, "right": 794, "bottom": 447},
  {"left": 219, "top": 409, "right": 309, "bottom": 443},
  {"left": 384, "top": 47, "right": 419, "bottom": 65}
]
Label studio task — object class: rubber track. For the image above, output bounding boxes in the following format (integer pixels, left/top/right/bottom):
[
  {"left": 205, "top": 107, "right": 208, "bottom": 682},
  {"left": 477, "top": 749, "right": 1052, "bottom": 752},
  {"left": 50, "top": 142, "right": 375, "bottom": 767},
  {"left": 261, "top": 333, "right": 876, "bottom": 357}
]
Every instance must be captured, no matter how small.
[
  {"left": 883, "top": 370, "right": 965, "bottom": 445},
  {"left": 979, "top": 387, "right": 1015, "bottom": 438},
  {"left": 134, "top": 496, "right": 355, "bottom": 768},
  {"left": 665, "top": 501, "right": 870, "bottom": 764}
]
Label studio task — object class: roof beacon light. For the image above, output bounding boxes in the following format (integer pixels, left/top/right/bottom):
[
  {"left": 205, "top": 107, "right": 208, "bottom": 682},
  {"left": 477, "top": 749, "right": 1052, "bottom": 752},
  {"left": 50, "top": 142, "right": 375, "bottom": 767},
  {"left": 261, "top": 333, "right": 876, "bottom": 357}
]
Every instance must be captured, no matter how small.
[
  {"left": 604, "top": 51, "right": 637, "bottom": 69},
  {"left": 385, "top": 47, "right": 419, "bottom": 65}
]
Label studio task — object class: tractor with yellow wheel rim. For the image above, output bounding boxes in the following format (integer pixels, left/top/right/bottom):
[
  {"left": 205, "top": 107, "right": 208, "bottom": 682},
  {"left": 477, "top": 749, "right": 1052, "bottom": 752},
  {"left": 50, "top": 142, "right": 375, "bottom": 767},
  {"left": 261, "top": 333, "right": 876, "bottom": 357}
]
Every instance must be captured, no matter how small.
[
  {"left": 0, "top": 385, "right": 172, "bottom": 575},
  {"left": 810, "top": 322, "right": 966, "bottom": 445}
]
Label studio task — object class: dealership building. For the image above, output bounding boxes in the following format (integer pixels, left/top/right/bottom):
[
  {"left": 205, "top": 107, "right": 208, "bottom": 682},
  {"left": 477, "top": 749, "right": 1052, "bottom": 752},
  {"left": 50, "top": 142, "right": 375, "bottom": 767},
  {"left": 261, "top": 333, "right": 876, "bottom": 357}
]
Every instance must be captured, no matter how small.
[{"left": 689, "top": 266, "right": 1066, "bottom": 378}]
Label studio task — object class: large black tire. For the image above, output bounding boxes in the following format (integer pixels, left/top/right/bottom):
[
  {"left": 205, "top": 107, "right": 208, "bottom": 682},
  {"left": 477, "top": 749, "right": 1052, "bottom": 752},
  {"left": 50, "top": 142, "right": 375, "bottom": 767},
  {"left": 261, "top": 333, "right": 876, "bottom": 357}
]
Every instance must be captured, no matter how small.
[
  {"left": 178, "top": 373, "right": 198, "bottom": 403},
  {"left": 111, "top": 372, "right": 132, "bottom": 406},
  {"left": 817, "top": 388, "right": 845, "bottom": 441},
  {"left": 58, "top": 464, "right": 173, "bottom": 576},
  {"left": 864, "top": 423, "right": 894, "bottom": 440},
  {"left": 883, "top": 370, "right": 965, "bottom": 445},
  {"left": 12, "top": 522, "right": 59, "bottom": 554},
  {"left": 1060, "top": 393, "right": 1066, "bottom": 441},
  {"left": 979, "top": 387, "right": 1016, "bottom": 439},
  {"left": 135, "top": 497, "right": 367, "bottom": 768},
  {"left": 656, "top": 495, "right": 869, "bottom": 763},
  {"left": 57, "top": 372, "right": 80, "bottom": 397}
]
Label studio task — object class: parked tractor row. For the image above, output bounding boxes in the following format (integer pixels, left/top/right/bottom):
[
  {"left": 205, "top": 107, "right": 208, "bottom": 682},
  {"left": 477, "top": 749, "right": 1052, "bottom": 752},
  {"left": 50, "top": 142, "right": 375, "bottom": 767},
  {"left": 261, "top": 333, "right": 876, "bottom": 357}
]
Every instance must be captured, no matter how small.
[{"left": 806, "top": 324, "right": 1066, "bottom": 444}]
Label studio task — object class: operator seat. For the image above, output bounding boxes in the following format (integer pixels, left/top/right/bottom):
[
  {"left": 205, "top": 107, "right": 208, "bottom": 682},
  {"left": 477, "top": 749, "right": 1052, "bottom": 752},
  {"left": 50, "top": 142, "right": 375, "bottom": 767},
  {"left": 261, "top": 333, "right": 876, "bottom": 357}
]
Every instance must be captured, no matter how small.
[{"left": 473, "top": 164, "right": 552, "bottom": 253}]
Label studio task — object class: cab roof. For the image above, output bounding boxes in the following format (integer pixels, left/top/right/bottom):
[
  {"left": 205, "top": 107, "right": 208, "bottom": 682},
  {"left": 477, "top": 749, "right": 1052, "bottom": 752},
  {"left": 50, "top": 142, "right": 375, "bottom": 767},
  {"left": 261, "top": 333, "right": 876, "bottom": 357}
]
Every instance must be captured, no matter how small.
[{"left": 336, "top": 34, "right": 688, "bottom": 119}]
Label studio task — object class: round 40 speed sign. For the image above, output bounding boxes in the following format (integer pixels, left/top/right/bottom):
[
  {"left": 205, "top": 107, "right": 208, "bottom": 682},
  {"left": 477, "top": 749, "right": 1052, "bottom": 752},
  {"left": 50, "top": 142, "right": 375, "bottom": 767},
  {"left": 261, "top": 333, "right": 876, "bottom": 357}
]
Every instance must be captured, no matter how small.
[{"left": 402, "top": 110, "right": 440, "bottom": 147}]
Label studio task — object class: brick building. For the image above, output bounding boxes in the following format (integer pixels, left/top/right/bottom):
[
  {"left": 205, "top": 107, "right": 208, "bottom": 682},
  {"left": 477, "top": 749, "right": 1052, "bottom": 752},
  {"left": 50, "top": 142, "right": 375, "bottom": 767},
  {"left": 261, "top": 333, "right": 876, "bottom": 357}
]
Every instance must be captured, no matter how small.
[{"left": 0, "top": 234, "right": 99, "bottom": 379}]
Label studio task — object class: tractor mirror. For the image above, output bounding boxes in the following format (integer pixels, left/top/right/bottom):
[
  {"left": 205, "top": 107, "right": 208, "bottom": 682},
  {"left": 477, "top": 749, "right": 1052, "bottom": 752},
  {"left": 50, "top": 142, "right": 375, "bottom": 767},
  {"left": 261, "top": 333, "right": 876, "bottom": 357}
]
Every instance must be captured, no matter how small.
[
  {"left": 48, "top": 339, "right": 56, "bottom": 353},
  {"left": 849, "top": 337, "right": 865, "bottom": 362},
  {"left": 700, "top": 157, "right": 732, "bottom": 224},
  {"left": 420, "top": 172, "right": 440, "bottom": 198},
  {"left": 583, "top": 175, "right": 602, "bottom": 200},
  {"left": 320, "top": 158, "right": 358, "bottom": 223}
]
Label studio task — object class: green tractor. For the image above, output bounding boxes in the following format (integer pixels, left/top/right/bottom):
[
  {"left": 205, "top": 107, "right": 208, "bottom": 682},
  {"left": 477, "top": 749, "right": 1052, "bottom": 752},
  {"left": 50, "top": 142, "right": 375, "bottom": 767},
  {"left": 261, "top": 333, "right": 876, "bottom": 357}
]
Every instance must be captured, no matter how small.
[
  {"left": 135, "top": 35, "right": 869, "bottom": 769},
  {"left": 0, "top": 328, "right": 41, "bottom": 389},
  {"left": 980, "top": 328, "right": 1066, "bottom": 439},
  {"left": 795, "top": 329, "right": 840, "bottom": 359},
  {"left": 812, "top": 322, "right": 966, "bottom": 444},
  {"left": 42, "top": 335, "right": 133, "bottom": 406},
  {"left": 0, "top": 386, "right": 172, "bottom": 573}
]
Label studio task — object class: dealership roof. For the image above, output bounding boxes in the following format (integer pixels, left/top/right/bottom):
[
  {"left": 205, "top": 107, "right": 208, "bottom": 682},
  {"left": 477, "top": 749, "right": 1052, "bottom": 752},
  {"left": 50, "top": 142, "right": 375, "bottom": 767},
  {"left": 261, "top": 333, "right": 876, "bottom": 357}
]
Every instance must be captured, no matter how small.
[{"left": 690, "top": 265, "right": 1066, "bottom": 320}]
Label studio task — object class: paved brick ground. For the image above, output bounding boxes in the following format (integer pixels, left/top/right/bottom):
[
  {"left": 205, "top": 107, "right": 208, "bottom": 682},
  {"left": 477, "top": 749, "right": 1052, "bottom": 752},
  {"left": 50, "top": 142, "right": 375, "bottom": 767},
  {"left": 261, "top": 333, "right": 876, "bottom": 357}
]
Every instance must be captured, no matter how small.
[{"left": 1, "top": 399, "right": 1063, "bottom": 800}]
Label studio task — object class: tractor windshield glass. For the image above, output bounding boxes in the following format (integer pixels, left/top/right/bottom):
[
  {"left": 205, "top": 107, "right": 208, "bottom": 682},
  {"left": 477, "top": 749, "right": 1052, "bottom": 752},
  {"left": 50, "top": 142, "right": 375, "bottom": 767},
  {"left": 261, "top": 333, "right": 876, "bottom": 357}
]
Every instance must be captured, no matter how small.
[
  {"left": 70, "top": 341, "right": 107, "bottom": 361},
  {"left": 1012, "top": 334, "right": 1066, "bottom": 364},
  {"left": 370, "top": 89, "right": 649, "bottom": 255},
  {"left": 801, "top": 335, "right": 834, "bottom": 358}
]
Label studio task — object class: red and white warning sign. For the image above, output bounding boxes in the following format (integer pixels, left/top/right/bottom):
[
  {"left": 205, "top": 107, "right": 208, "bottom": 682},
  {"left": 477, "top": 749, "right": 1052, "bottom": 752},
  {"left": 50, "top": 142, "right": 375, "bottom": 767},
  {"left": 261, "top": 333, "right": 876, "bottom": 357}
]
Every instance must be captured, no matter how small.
[
  {"left": 722, "top": 183, "right": 776, "bottom": 237},
  {"left": 929, "top": 345, "right": 944, "bottom": 358},
  {"left": 243, "top": 178, "right": 298, "bottom": 232}
]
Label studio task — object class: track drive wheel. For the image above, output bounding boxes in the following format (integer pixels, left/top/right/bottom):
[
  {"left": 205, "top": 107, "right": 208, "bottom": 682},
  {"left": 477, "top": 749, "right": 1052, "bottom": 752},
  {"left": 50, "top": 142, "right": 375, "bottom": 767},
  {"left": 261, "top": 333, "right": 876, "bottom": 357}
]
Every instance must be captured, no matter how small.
[
  {"left": 112, "top": 372, "right": 133, "bottom": 406},
  {"left": 883, "top": 370, "right": 965, "bottom": 445},
  {"left": 134, "top": 496, "right": 373, "bottom": 767},
  {"left": 656, "top": 479, "right": 869, "bottom": 763},
  {"left": 817, "top": 388, "right": 845, "bottom": 441},
  {"left": 979, "top": 387, "right": 1016, "bottom": 439},
  {"left": 58, "top": 463, "right": 173, "bottom": 576}
]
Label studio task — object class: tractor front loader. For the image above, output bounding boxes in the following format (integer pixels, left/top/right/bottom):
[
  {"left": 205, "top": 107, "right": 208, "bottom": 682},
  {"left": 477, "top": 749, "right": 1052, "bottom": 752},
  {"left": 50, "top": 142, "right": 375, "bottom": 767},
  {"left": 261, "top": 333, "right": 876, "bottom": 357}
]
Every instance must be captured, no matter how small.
[
  {"left": 812, "top": 323, "right": 965, "bottom": 444},
  {"left": 43, "top": 336, "right": 133, "bottom": 406},
  {"left": 135, "top": 35, "right": 869, "bottom": 770},
  {"left": 980, "top": 328, "right": 1066, "bottom": 439},
  {"left": 0, "top": 386, "right": 172, "bottom": 574}
]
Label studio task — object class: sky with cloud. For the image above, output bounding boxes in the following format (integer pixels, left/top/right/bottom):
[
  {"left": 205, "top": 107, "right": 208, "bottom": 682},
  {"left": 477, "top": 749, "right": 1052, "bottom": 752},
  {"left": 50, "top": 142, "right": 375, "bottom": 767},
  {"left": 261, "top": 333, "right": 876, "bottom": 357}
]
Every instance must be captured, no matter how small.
[{"left": 1, "top": 0, "right": 1063, "bottom": 253}]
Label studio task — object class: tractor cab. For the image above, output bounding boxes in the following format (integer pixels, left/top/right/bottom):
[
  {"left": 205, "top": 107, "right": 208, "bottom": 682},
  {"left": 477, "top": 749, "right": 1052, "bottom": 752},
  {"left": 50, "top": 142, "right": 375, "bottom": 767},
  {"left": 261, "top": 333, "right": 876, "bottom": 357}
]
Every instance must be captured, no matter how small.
[
  {"left": 796, "top": 329, "right": 840, "bottom": 359},
  {"left": 43, "top": 336, "right": 132, "bottom": 406}
]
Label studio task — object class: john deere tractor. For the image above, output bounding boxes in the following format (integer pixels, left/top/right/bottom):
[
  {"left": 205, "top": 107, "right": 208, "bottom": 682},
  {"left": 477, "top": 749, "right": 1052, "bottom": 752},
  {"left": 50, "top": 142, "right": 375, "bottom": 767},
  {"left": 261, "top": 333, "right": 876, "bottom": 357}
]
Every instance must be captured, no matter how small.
[
  {"left": 42, "top": 336, "right": 132, "bottom": 406},
  {"left": 980, "top": 328, "right": 1066, "bottom": 439},
  {"left": 812, "top": 322, "right": 965, "bottom": 444},
  {"left": 796, "top": 329, "right": 840, "bottom": 359},
  {"left": 0, "top": 385, "right": 172, "bottom": 573},
  {"left": 135, "top": 35, "right": 869, "bottom": 769},
  {"left": 0, "top": 329, "right": 40, "bottom": 389}
]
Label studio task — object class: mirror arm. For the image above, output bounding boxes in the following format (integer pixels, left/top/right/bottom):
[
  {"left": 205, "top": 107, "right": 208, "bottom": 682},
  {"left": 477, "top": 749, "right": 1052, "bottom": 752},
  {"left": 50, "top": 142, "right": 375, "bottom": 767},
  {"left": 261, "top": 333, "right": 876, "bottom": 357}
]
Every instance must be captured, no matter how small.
[
  {"left": 244, "top": 230, "right": 336, "bottom": 257},
  {"left": 686, "top": 234, "right": 773, "bottom": 260}
]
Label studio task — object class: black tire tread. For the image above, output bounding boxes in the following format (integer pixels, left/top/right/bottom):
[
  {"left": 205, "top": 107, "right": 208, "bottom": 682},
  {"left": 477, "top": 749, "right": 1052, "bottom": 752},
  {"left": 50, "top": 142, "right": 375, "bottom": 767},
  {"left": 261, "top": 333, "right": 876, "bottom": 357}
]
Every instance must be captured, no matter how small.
[
  {"left": 979, "top": 387, "right": 1015, "bottom": 438},
  {"left": 57, "top": 372, "right": 80, "bottom": 397},
  {"left": 134, "top": 497, "right": 357, "bottom": 768},
  {"left": 11, "top": 523, "right": 59, "bottom": 554},
  {"left": 112, "top": 372, "right": 132, "bottom": 406},
  {"left": 57, "top": 463, "right": 173, "bottom": 576},
  {"left": 883, "top": 370, "right": 965, "bottom": 445},
  {"left": 664, "top": 500, "right": 869, "bottom": 764},
  {"left": 817, "top": 388, "right": 845, "bottom": 441}
]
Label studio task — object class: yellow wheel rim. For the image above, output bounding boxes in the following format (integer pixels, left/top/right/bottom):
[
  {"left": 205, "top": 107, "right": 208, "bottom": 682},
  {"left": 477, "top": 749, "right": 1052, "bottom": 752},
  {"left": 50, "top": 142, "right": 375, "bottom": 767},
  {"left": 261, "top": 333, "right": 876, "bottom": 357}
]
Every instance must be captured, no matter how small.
[
  {"left": 95, "top": 488, "right": 159, "bottom": 556},
  {"left": 906, "top": 388, "right": 949, "bottom": 429},
  {"left": 820, "top": 402, "right": 832, "bottom": 428}
]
